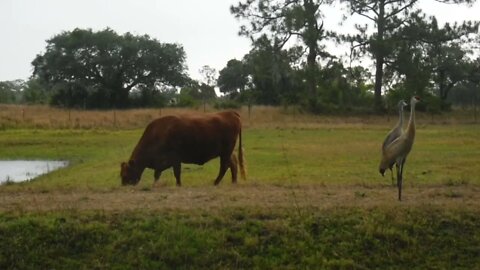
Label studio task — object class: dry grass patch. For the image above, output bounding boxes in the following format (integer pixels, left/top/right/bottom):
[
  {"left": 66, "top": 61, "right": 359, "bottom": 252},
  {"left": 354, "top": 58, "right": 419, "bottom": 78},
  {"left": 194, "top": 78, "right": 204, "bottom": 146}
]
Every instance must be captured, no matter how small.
[
  {"left": 1, "top": 183, "right": 478, "bottom": 213},
  {"left": 1, "top": 104, "right": 479, "bottom": 129}
]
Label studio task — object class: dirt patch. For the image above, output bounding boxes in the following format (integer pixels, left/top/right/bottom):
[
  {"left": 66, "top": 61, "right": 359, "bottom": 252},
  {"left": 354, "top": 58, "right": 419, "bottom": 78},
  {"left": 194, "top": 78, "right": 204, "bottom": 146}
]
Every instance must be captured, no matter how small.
[{"left": 0, "top": 183, "right": 478, "bottom": 213}]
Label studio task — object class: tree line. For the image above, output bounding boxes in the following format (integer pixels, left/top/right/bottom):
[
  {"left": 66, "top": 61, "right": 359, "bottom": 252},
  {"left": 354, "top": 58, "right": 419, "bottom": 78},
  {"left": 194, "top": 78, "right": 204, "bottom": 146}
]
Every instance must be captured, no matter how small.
[{"left": 1, "top": 0, "right": 479, "bottom": 113}]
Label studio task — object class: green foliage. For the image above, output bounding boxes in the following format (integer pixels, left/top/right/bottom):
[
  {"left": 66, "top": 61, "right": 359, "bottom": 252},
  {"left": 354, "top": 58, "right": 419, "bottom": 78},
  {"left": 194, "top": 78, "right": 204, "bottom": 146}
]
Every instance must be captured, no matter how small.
[
  {"left": 341, "top": 0, "right": 419, "bottom": 111},
  {"left": 340, "top": 0, "right": 478, "bottom": 112},
  {"left": 217, "top": 59, "right": 249, "bottom": 96},
  {"left": 300, "top": 97, "right": 338, "bottom": 114},
  {"left": 385, "top": 86, "right": 410, "bottom": 112},
  {"left": 22, "top": 78, "right": 51, "bottom": 105},
  {"left": 213, "top": 98, "right": 242, "bottom": 109},
  {"left": 243, "top": 36, "right": 299, "bottom": 105},
  {"left": 218, "top": 45, "right": 375, "bottom": 112},
  {"left": 448, "top": 81, "right": 480, "bottom": 107},
  {"left": 388, "top": 14, "right": 479, "bottom": 104},
  {"left": 424, "top": 93, "right": 444, "bottom": 113},
  {"left": 129, "top": 85, "right": 176, "bottom": 108},
  {"left": 199, "top": 83, "right": 217, "bottom": 101},
  {"left": 231, "top": 0, "right": 329, "bottom": 50},
  {"left": 386, "top": 87, "right": 444, "bottom": 113},
  {"left": 448, "top": 57, "right": 480, "bottom": 107},
  {"left": 173, "top": 82, "right": 216, "bottom": 109},
  {"left": 32, "top": 28, "right": 189, "bottom": 109},
  {"left": 231, "top": 0, "right": 331, "bottom": 102},
  {"left": 227, "top": 0, "right": 479, "bottom": 113},
  {"left": 176, "top": 90, "right": 198, "bottom": 108},
  {"left": 0, "top": 80, "right": 24, "bottom": 104},
  {"left": 317, "top": 61, "right": 374, "bottom": 110}
]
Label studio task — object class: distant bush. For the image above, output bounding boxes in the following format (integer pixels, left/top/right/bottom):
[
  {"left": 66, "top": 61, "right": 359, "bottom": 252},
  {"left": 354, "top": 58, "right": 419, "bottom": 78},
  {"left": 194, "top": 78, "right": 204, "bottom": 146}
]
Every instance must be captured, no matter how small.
[
  {"left": 176, "top": 93, "right": 198, "bottom": 108},
  {"left": 213, "top": 99, "right": 242, "bottom": 109},
  {"left": 299, "top": 97, "right": 376, "bottom": 115}
]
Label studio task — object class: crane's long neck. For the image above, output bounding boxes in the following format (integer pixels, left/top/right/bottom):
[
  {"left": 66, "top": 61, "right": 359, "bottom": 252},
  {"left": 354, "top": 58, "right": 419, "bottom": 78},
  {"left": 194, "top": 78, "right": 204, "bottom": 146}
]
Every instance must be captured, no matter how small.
[
  {"left": 407, "top": 101, "right": 416, "bottom": 138},
  {"left": 398, "top": 105, "right": 405, "bottom": 127}
]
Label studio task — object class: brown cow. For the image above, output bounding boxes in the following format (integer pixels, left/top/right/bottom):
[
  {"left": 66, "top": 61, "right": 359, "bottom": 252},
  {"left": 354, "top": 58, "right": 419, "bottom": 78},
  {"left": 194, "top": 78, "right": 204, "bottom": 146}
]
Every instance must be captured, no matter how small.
[{"left": 120, "top": 111, "right": 246, "bottom": 186}]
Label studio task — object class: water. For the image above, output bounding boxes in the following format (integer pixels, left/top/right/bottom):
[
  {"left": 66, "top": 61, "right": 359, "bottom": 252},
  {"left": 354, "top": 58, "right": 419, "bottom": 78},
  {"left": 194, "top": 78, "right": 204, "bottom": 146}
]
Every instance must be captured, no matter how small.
[{"left": 0, "top": 160, "right": 68, "bottom": 184}]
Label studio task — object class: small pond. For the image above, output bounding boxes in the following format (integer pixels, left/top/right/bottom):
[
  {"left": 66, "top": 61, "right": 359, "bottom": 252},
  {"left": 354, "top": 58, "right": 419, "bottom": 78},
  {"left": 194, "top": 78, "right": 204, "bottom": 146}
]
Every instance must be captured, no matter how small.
[{"left": 0, "top": 160, "right": 68, "bottom": 184}]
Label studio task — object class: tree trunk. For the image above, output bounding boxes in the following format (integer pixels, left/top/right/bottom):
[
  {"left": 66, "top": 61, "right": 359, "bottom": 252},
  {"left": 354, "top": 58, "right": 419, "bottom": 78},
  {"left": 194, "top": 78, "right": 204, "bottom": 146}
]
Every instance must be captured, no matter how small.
[
  {"left": 438, "top": 70, "right": 446, "bottom": 101},
  {"left": 304, "top": 0, "right": 320, "bottom": 101},
  {"left": 307, "top": 50, "right": 317, "bottom": 98},
  {"left": 374, "top": 56, "right": 385, "bottom": 112},
  {"left": 373, "top": 0, "right": 386, "bottom": 113}
]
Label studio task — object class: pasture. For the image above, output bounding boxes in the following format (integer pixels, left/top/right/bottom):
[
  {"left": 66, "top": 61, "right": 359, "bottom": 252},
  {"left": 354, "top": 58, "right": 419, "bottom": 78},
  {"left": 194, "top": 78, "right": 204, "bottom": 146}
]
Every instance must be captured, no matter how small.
[{"left": 0, "top": 105, "right": 479, "bottom": 269}]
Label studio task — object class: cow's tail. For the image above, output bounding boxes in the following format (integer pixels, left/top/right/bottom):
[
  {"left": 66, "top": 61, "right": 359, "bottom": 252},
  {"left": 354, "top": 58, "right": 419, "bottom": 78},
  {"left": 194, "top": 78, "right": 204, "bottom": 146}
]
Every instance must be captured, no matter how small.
[{"left": 238, "top": 126, "right": 247, "bottom": 181}]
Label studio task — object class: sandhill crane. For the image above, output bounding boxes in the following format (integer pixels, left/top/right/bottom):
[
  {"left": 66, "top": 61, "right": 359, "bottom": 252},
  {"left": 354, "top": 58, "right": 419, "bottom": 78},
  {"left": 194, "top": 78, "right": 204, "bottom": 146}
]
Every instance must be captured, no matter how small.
[
  {"left": 382, "top": 100, "right": 408, "bottom": 184},
  {"left": 379, "top": 96, "right": 420, "bottom": 201}
]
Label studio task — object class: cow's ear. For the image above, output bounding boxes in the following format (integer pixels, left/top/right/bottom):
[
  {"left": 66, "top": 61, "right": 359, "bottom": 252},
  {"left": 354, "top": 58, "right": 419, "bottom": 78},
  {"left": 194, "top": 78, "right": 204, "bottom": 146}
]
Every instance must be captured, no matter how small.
[{"left": 121, "top": 162, "right": 127, "bottom": 169}]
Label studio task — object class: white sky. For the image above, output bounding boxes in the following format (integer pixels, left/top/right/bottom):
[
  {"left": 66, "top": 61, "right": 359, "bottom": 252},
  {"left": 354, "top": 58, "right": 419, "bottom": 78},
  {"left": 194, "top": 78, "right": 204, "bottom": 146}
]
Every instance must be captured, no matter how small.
[{"left": 0, "top": 0, "right": 478, "bottom": 82}]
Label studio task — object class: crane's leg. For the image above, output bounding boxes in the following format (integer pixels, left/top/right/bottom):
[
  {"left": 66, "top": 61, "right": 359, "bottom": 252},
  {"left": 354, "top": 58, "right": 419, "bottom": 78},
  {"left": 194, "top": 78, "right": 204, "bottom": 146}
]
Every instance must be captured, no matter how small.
[
  {"left": 396, "top": 162, "right": 401, "bottom": 201},
  {"left": 398, "top": 159, "right": 406, "bottom": 201},
  {"left": 395, "top": 162, "right": 400, "bottom": 185},
  {"left": 390, "top": 168, "right": 395, "bottom": 186}
]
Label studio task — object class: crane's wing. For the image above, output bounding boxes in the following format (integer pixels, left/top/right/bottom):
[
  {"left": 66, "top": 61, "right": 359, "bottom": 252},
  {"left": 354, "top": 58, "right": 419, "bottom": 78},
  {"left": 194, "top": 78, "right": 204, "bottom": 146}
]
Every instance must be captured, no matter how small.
[
  {"left": 380, "top": 136, "right": 405, "bottom": 172},
  {"left": 382, "top": 134, "right": 413, "bottom": 165},
  {"left": 382, "top": 127, "right": 403, "bottom": 152}
]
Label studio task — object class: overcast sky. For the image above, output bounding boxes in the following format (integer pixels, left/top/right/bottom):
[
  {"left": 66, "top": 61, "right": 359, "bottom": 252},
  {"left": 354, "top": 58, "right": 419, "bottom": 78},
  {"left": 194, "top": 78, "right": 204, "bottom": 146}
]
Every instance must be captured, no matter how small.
[{"left": 0, "top": 0, "right": 478, "bottom": 83}]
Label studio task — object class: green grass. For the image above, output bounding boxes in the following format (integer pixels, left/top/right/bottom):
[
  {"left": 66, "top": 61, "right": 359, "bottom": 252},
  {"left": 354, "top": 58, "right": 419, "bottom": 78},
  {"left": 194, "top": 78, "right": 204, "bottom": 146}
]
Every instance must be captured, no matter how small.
[
  {"left": 1, "top": 124, "right": 479, "bottom": 190},
  {"left": 1, "top": 123, "right": 480, "bottom": 268},
  {"left": 0, "top": 207, "right": 479, "bottom": 269}
]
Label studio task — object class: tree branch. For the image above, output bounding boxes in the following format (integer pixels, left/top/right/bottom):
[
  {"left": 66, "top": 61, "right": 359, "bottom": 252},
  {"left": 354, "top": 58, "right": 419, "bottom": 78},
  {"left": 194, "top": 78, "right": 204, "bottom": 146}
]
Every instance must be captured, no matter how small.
[
  {"left": 355, "top": 11, "right": 377, "bottom": 22},
  {"left": 385, "top": 0, "right": 418, "bottom": 19}
]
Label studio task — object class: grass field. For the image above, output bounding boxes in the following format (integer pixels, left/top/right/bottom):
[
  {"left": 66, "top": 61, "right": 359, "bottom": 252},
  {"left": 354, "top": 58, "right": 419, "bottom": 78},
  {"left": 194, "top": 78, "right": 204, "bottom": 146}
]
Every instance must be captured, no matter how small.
[{"left": 0, "top": 105, "right": 479, "bottom": 269}]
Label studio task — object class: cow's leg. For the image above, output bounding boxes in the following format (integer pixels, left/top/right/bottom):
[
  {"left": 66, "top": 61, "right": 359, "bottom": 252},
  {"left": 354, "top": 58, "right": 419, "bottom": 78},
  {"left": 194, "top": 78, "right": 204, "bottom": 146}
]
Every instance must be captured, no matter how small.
[
  {"left": 153, "top": 163, "right": 169, "bottom": 187},
  {"left": 230, "top": 153, "right": 238, "bottom": 184},
  {"left": 154, "top": 170, "right": 162, "bottom": 182},
  {"left": 152, "top": 170, "right": 162, "bottom": 188},
  {"left": 214, "top": 156, "right": 230, "bottom": 185},
  {"left": 173, "top": 162, "right": 182, "bottom": 187}
]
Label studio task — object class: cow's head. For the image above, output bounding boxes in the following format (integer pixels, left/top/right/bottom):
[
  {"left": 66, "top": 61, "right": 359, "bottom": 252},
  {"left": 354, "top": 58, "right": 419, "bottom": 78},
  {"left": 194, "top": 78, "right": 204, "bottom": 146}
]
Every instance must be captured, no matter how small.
[{"left": 120, "top": 160, "right": 141, "bottom": 185}]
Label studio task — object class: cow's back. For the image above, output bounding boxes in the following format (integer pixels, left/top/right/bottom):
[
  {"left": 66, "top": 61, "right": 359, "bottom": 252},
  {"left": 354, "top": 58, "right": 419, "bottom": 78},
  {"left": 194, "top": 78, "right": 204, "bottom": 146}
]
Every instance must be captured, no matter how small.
[
  {"left": 131, "top": 111, "right": 241, "bottom": 165},
  {"left": 169, "top": 111, "right": 241, "bottom": 164}
]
